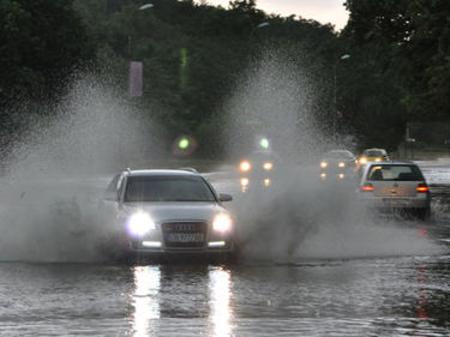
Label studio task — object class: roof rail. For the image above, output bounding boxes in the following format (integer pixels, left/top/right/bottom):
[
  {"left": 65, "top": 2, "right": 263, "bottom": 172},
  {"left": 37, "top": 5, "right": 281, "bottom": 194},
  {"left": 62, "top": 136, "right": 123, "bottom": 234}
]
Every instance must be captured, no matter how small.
[{"left": 178, "top": 167, "right": 198, "bottom": 173}]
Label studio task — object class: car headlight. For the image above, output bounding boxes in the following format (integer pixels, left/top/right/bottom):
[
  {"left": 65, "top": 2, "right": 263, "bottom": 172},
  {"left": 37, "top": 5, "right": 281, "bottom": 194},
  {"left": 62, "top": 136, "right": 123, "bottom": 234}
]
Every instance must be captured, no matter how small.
[
  {"left": 239, "top": 160, "right": 252, "bottom": 172},
  {"left": 320, "top": 161, "right": 328, "bottom": 168},
  {"left": 263, "top": 162, "right": 273, "bottom": 171},
  {"left": 127, "top": 211, "right": 156, "bottom": 237},
  {"left": 338, "top": 162, "right": 345, "bottom": 168},
  {"left": 213, "top": 213, "right": 233, "bottom": 233},
  {"left": 375, "top": 157, "right": 381, "bottom": 162},
  {"left": 359, "top": 157, "right": 367, "bottom": 164}
]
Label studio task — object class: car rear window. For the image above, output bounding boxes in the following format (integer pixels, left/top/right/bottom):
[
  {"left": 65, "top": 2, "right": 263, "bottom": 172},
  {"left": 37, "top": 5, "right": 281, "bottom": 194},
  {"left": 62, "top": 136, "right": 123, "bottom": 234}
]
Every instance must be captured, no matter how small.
[
  {"left": 367, "top": 165, "right": 424, "bottom": 181},
  {"left": 124, "top": 175, "right": 216, "bottom": 202}
]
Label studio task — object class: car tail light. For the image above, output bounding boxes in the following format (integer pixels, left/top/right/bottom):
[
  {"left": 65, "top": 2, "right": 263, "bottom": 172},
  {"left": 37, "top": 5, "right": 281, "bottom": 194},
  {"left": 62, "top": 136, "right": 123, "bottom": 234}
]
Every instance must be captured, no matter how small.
[
  {"left": 416, "top": 183, "right": 429, "bottom": 193},
  {"left": 360, "top": 183, "right": 375, "bottom": 192}
]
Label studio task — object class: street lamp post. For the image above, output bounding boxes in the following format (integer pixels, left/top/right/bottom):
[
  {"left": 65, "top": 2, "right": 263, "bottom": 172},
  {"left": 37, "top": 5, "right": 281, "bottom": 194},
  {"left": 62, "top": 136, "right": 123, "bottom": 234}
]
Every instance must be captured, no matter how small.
[
  {"left": 139, "top": 3, "right": 154, "bottom": 10},
  {"left": 249, "top": 21, "right": 270, "bottom": 39},
  {"left": 333, "top": 53, "right": 351, "bottom": 141},
  {"left": 128, "top": 3, "right": 154, "bottom": 58},
  {"left": 128, "top": 3, "right": 153, "bottom": 97}
]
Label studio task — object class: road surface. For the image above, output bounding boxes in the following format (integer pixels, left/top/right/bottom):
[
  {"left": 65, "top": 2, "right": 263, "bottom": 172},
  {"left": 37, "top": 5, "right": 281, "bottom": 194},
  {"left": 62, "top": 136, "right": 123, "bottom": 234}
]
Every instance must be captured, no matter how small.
[{"left": 0, "top": 161, "right": 448, "bottom": 336}]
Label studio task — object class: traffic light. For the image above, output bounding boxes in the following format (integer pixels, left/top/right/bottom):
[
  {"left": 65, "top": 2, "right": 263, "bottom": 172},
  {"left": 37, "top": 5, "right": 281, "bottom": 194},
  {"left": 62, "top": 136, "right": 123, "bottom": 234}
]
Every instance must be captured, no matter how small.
[{"left": 259, "top": 137, "right": 270, "bottom": 150}]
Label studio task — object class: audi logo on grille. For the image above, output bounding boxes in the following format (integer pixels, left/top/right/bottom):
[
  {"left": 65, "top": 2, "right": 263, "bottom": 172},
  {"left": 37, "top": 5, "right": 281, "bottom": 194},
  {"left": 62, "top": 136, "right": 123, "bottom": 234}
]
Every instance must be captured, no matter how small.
[{"left": 174, "top": 223, "right": 195, "bottom": 231}]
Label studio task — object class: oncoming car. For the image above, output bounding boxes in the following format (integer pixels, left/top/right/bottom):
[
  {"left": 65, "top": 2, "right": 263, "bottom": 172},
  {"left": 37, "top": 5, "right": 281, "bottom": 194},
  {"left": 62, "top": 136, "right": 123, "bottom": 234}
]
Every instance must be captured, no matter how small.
[
  {"left": 238, "top": 151, "right": 277, "bottom": 192},
  {"left": 358, "top": 162, "right": 431, "bottom": 220},
  {"left": 319, "top": 150, "right": 357, "bottom": 181},
  {"left": 358, "top": 148, "right": 390, "bottom": 167},
  {"left": 101, "top": 169, "right": 235, "bottom": 257}
]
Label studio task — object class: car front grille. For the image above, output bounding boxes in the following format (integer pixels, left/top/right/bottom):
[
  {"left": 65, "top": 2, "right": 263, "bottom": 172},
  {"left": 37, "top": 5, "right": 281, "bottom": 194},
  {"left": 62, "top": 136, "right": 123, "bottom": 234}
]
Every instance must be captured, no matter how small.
[{"left": 162, "top": 222, "right": 207, "bottom": 248}]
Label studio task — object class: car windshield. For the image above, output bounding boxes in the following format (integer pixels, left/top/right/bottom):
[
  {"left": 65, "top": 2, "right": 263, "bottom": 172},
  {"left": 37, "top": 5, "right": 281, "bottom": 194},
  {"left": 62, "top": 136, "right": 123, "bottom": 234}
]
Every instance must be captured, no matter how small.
[
  {"left": 367, "top": 165, "right": 424, "bottom": 181},
  {"left": 124, "top": 175, "right": 216, "bottom": 202},
  {"left": 364, "top": 150, "right": 384, "bottom": 157},
  {"left": 325, "top": 151, "right": 353, "bottom": 159}
]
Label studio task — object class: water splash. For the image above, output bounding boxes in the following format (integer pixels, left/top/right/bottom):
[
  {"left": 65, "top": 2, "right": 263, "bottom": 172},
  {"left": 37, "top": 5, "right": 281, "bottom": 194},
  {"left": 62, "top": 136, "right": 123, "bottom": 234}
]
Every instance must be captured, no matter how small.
[
  {"left": 0, "top": 74, "right": 163, "bottom": 262},
  {"left": 221, "top": 48, "right": 442, "bottom": 262}
]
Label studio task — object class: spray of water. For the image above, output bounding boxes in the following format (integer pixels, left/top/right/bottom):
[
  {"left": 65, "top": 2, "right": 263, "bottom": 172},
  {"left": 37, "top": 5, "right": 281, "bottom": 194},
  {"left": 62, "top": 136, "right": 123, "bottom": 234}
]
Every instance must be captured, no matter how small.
[
  {"left": 0, "top": 74, "right": 163, "bottom": 262},
  {"left": 222, "top": 49, "right": 443, "bottom": 262}
]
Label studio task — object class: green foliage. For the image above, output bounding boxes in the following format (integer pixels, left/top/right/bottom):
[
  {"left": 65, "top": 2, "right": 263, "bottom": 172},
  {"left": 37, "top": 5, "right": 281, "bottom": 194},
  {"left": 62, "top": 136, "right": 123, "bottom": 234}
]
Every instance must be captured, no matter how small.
[
  {"left": 341, "top": 0, "right": 450, "bottom": 150},
  {"left": 4, "top": 0, "right": 448, "bottom": 156},
  {"left": 71, "top": 0, "right": 338, "bottom": 157},
  {"left": 0, "top": 0, "right": 94, "bottom": 105}
]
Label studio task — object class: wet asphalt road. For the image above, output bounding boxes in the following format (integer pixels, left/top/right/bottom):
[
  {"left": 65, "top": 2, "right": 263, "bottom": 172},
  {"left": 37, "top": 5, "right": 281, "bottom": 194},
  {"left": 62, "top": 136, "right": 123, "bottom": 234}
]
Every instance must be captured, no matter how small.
[{"left": 0, "top": 162, "right": 449, "bottom": 336}]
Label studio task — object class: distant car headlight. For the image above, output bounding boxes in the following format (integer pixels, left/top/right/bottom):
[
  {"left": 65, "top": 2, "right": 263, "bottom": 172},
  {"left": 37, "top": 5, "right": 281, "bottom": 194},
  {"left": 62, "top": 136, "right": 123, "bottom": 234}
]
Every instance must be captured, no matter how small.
[
  {"left": 127, "top": 211, "right": 156, "bottom": 237},
  {"left": 375, "top": 157, "right": 382, "bottom": 162},
  {"left": 338, "top": 162, "right": 345, "bottom": 168},
  {"left": 359, "top": 157, "right": 367, "bottom": 164},
  {"left": 213, "top": 213, "right": 233, "bottom": 233},
  {"left": 240, "top": 160, "right": 252, "bottom": 172},
  {"left": 263, "top": 162, "right": 273, "bottom": 171},
  {"left": 320, "top": 161, "right": 328, "bottom": 168}
]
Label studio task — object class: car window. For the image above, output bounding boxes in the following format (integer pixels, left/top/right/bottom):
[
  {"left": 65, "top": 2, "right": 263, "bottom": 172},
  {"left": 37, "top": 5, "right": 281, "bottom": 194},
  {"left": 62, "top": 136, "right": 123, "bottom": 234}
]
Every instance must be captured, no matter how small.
[
  {"left": 364, "top": 150, "right": 383, "bottom": 157},
  {"left": 124, "top": 176, "right": 216, "bottom": 202},
  {"left": 325, "top": 151, "right": 353, "bottom": 159},
  {"left": 367, "top": 165, "right": 424, "bottom": 181}
]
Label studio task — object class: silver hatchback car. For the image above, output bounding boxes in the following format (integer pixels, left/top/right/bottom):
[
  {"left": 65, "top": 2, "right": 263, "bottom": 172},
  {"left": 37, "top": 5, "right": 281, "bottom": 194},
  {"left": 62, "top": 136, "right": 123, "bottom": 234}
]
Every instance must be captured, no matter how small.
[
  {"left": 358, "top": 161, "right": 431, "bottom": 220},
  {"left": 101, "top": 169, "right": 235, "bottom": 256}
]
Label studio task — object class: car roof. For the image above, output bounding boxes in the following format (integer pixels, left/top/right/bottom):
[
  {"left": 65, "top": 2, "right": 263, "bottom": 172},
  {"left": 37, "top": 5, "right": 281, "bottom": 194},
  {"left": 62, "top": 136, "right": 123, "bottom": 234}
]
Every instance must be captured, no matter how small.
[
  {"left": 124, "top": 169, "right": 200, "bottom": 177},
  {"left": 323, "top": 150, "right": 355, "bottom": 157}
]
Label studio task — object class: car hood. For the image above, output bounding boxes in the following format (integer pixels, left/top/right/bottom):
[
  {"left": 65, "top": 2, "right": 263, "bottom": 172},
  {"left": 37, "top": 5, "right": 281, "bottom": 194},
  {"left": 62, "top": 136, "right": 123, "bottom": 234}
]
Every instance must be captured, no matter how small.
[{"left": 121, "top": 202, "right": 226, "bottom": 223}]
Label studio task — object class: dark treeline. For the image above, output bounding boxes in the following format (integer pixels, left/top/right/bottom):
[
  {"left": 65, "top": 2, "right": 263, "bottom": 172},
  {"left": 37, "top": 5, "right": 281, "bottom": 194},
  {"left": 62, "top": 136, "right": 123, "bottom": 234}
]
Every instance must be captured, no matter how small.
[{"left": 1, "top": 0, "right": 449, "bottom": 157}]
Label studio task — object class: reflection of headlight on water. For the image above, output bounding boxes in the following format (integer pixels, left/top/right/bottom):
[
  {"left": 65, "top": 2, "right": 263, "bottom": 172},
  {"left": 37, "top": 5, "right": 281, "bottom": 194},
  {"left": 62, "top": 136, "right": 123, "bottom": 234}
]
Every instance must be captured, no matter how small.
[
  {"left": 264, "top": 178, "right": 271, "bottom": 187},
  {"left": 338, "top": 173, "right": 345, "bottom": 179},
  {"left": 263, "top": 162, "right": 273, "bottom": 171},
  {"left": 127, "top": 211, "right": 156, "bottom": 237},
  {"left": 338, "top": 162, "right": 345, "bottom": 168},
  {"left": 240, "top": 177, "right": 249, "bottom": 187},
  {"left": 132, "top": 266, "right": 161, "bottom": 335},
  {"left": 320, "top": 173, "right": 327, "bottom": 180},
  {"left": 209, "top": 268, "right": 232, "bottom": 337},
  {"left": 213, "top": 214, "right": 233, "bottom": 233},
  {"left": 239, "top": 160, "right": 251, "bottom": 172},
  {"left": 320, "top": 161, "right": 328, "bottom": 168}
]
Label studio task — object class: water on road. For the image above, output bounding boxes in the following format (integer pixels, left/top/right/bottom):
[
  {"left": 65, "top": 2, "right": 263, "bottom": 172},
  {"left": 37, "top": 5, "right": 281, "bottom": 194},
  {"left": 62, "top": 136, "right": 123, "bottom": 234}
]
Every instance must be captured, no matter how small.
[
  {"left": 0, "top": 250, "right": 449, "bottom": 336},
  {"left": 0, "top": 164, "right": 449, "bottom": 336}
]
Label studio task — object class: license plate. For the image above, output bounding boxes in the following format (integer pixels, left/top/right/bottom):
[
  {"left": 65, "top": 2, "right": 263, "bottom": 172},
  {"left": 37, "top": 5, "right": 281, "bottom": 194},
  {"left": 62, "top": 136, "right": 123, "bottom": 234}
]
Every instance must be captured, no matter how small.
[
  {"left": 166, "top": 233, "right": 204, "bottom": 243},
  {"left": 383, "top": 198, "right": 409, "bottom": 207}
]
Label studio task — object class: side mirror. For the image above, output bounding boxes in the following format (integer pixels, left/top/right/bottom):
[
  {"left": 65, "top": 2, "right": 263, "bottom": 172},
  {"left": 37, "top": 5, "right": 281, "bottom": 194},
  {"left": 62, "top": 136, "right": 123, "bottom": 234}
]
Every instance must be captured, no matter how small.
[{"left": 219, "top": 193, "right": 233, "bottom": 202}]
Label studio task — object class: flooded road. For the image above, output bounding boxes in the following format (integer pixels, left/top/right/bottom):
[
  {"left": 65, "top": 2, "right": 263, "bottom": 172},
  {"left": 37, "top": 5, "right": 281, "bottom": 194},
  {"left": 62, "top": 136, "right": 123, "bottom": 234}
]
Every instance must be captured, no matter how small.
[
  {"left": 0, "top": 163, "right": 449, "bottom": 336},
  {"left": 0, "top": 247, "right": 449, "bottom": 336}
]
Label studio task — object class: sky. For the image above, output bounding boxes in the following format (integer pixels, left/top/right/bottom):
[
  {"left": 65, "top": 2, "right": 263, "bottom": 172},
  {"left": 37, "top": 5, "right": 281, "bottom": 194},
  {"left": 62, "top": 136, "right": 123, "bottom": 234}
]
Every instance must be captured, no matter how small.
[{"left": 199, "top": 0, "right": 349, "bottom": 30}]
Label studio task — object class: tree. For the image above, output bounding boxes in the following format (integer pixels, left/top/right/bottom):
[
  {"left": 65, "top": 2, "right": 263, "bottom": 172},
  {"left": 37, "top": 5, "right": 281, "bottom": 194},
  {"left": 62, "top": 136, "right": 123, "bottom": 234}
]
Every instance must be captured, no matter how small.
[{"left": 0, "top": 0, "right": 94, "bottom": 106}]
